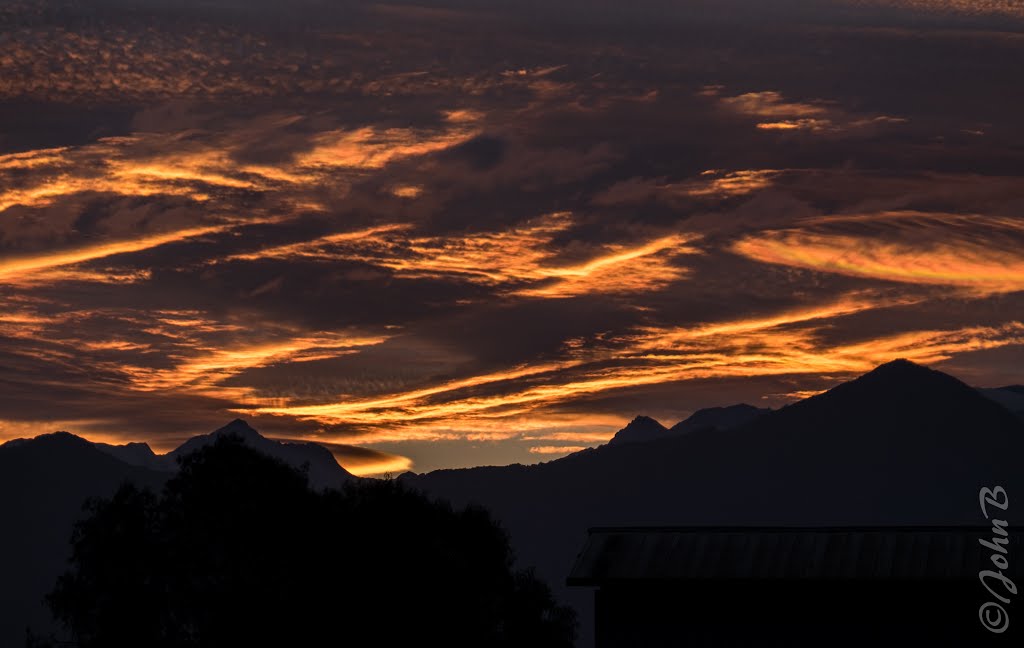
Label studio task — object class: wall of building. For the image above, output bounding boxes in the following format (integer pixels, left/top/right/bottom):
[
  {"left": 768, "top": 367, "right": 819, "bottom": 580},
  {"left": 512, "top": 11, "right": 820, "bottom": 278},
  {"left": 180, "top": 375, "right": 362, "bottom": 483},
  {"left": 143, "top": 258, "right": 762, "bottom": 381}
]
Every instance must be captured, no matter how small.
[{"left": 594, "top": 580, "right": 1002, "bottom": 647}]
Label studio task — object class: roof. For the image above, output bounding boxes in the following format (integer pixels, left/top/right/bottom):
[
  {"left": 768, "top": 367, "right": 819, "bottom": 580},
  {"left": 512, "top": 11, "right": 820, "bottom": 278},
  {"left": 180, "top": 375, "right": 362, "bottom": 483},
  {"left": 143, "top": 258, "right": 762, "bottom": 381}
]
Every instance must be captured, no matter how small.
[{"left": 567, "top": 526, "right": 1022, "bottom": 586}]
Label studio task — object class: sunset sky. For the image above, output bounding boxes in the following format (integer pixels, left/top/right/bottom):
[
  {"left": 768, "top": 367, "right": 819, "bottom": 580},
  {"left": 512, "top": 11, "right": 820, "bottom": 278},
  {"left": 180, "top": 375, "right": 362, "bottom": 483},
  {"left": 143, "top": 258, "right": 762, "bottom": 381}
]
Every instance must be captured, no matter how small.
[{"left": 2, "top": 0, "right": 1023, "bottom": 475}]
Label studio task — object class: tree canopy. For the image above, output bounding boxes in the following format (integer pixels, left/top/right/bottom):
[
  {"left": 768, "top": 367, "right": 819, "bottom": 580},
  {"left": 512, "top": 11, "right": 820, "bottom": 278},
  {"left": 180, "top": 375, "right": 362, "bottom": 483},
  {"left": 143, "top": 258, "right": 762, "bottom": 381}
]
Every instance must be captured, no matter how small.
[{"left": 45, "top": 435, "right": 576, "bottom": 647}]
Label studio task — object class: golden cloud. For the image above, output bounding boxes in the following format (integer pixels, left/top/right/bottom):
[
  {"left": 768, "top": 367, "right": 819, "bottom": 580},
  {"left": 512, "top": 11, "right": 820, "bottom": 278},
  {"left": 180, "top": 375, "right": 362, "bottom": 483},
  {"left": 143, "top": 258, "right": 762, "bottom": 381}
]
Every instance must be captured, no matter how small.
[
  {"left": 231, "top": 212, "right": 698, "bottom": 298},
  {"left": 0, "top": 115, "right": 480, "bottom": 216},
  {"left": 529, "top": 445, "right": 589, "bottom": 455},
  {"left": 328, "top": 450, "right": 414, "bottom": 477},
  {"left": 592, "top": 170, "right": 778, "bottom": 206},
  {"left": 0, "top": 225, "right": 227, "bottom": 284},
  {"left": 712, "top": 89, "right": 906, "bottom": 135},
  {"left": 733, "top": 212, "right": 1024, "bottom": 295}
]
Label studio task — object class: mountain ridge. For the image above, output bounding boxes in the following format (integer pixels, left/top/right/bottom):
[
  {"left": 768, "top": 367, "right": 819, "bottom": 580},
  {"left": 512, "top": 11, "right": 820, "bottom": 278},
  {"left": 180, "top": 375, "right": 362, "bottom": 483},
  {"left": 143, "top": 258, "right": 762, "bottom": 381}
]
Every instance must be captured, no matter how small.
[
  {"left": 169, "top": 419, "right": 355, "bottom": 491},
  {"left": 404, "top": 359, "right": 1024, "bottom": 648},
  {"left": 1, "top": 419, "right": 359, "bottom": 491}
]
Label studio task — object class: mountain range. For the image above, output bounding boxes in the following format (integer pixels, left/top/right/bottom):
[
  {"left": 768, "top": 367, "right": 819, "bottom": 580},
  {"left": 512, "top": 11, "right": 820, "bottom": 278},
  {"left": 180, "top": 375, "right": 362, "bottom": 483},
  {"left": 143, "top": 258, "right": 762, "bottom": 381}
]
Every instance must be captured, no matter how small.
[
  {"left": 607, "top": 403, "right": 770, "bottom": 446},
  {"left": 2, "top": 360, "right": 1022, "bottom": 646},
  {"left": 88, "top": 418, "right": 356, "bottom": 491}
]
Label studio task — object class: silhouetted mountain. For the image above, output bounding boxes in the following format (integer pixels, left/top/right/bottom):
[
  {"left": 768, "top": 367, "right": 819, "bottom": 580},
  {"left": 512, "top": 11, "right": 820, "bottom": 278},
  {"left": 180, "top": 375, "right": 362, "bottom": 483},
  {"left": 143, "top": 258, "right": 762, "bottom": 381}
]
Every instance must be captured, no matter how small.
[
  {"left": 168, "top": 419, "right": 355, "bottom": 491},
  {"left": 0, "top": 432, "right": 168, "bottom": 647},
  {"left": 607, "top": 405, "right": 769, "bottom": 447},
  {"left": 94, "top": 441, "right": 172, "bottom": 471},
  {"left": 607, "top": 415, "right": 667, "bottom": 446},
  {"left": 404, "top": 360, "right": 1024, "bottom": 648},
  {"left": 92, "top": 419, "right": 356, "bottom": 489},
  {"left": 668, "top": 403, "right": 769, "bottom": 434},
  {"left": 410, "top": 359, "right": 1024, "bottom": 528},
  {"left": 980, "top": 385, "right": 1024, "bottom": 422}
]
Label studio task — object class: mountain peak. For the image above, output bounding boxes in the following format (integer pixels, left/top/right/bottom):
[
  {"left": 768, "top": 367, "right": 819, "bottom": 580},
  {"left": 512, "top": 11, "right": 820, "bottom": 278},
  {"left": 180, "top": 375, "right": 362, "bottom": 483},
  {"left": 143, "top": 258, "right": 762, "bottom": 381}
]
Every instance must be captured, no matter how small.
[
  {"left": 832, "top": 359, "right": 966, "bottom": 398},
  {"left": 169, "top": 420, "right": 355, "bottom": 490},
  {"left": 94, "top": 441, "right": 171, "bottom": 472},
  {"left": 865, "top": 358, "right": 932, "bottom": 378},
  {"left": 670, "top": 404, "right": 769, "bottom": 434},
  {"left": 628, "top": 415, "right": 662, "bottom": 427},
  {"left": 778, "top": 359, "right": 1018, "bottom": 434},
  {"left": 0, "top": 430, "right": 93, "bottom": 452},
  {"left": 213, "top": 418, "right": 262, "bottom": 439},
  {"left": 608, "top": 416, "right": 667, "bottom": 446}
]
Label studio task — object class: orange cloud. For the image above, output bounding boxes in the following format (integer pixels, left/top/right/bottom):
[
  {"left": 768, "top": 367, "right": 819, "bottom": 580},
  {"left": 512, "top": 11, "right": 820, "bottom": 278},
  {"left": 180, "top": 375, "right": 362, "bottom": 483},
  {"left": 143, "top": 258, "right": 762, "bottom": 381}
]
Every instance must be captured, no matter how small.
[
  {"left": 297, "top": 124, "right": 479, "bottom": 171},
  {"left": 525, "top": 430, "right": 618, "bottom": 443},
  {"left": 719, "top": 91, "right": 829, "bottom": 119},
  {"left": 712, "top": 89, "right": 906, "bottom": 135},
  {"left": 592, "top": 170, "right": 778, "bottom": 206},
  {"left": 391, "top": 185, "right": 424, "bottom": 198},
  {"left": 529, "top": 445, "right": 588, "bottom": 455},
  {"left": 756, "top": 119, "right": 832, "bottom": 131},
  {"left": 122, "top": 330, "right": 389, "bottom": 402},
  {"left": 515, "top": 232, "right": 696, "bottom": 298},
  {"left": 0, "top": 140, "right": 273, "bottom": 213},
  {"left": 222, "top": 224, "right": 412, "bottom": 263},
  {"left": 232, "top": 212, "right": 698, "bottom": 298},
  {"left": 0, "top": 225, "right": 226, "bottom": 283},
  {"left": 733, "top": 212, "right": 1024, "bottom": 294},
  {"left": 630, "top": 292, "right": 923, "bottom": 347},
  {"left": 0, "top": 112, "right": 480, "bottom": 217},
  {"left": 330, "top": 451, "right": 413, "bottom": 477}
]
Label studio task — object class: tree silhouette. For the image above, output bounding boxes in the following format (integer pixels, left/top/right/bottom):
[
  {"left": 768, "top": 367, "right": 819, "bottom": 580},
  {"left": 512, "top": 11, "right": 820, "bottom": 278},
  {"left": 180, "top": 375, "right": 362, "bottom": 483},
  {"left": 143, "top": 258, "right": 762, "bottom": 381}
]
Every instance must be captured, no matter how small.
[{"left": 46, "top": 435, "right": 576, "bottom": 647}]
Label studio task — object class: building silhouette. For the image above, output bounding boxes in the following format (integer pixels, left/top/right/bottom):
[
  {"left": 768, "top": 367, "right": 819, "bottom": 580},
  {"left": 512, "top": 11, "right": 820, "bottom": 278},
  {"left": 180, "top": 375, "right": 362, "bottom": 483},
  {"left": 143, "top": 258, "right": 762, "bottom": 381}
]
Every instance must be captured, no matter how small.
[{"left": 568, "top": 526, "right": 1021, "bottom": 647}]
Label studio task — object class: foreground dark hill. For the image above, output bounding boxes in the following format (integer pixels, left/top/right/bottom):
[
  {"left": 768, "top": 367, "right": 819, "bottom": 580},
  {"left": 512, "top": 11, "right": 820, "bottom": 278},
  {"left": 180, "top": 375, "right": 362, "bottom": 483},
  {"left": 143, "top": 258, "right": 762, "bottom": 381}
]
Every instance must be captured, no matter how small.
[
  {"left": 0, "top": 433, "right": 168, "bottom": 647},
  {"left": 404, "top": 360, "right": 1024, "bottom": 646}
]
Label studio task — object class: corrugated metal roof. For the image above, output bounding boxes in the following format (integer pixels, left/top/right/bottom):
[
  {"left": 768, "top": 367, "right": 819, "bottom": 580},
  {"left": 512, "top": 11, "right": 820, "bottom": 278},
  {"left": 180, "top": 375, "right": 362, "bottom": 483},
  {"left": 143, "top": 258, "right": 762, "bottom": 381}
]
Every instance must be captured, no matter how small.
[{"left": 567, "top": 526, "right": 1022, "bottom": 585}]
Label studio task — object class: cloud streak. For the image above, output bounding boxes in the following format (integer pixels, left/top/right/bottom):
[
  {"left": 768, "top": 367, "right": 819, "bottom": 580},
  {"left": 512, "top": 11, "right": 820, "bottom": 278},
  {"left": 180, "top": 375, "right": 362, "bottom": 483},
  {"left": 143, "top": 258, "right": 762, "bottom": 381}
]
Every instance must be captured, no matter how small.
[{"left": 733, "top": 212, "right": 1024, "bottom": 295}]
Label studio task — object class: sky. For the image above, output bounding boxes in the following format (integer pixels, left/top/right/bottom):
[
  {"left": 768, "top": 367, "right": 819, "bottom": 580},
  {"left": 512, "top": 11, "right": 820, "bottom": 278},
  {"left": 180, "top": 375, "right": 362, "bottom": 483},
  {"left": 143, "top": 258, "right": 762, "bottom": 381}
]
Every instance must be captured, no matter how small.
[{"left": 1, "top": 0, "right": 1023, "bottom": 475}]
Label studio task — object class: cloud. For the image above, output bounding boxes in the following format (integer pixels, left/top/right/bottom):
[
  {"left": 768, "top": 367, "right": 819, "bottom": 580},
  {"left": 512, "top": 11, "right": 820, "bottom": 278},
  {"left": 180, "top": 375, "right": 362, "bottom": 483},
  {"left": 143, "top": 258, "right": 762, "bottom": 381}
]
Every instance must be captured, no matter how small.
[
  {"left": 528, "top": 445, "right": 588, "bottom": 455},
  {"left": 0, "top": 225, "right": 227, "bottom": 283},
  {"left": 218, "top": 212, "right": 698, "bottom": 299},
  {"left": 307, "top": 442, "right": 414, "bottom": 477},
  {"left": 592, "top": 170, "right": 779, "bottom": 207},
  {"left": 712, "top": 89, "right": 908, "bottom": 136},
  {"left": 732, "top": 212, "right": 1024, "bottom": 295}
]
